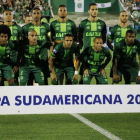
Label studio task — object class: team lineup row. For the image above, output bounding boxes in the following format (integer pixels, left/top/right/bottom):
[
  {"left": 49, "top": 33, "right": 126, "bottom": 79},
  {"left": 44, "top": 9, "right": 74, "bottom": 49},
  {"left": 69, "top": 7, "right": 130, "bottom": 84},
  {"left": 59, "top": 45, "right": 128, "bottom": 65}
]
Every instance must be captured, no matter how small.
[{"left": 0, "top": 3, "right": 140, "bottom": 85}]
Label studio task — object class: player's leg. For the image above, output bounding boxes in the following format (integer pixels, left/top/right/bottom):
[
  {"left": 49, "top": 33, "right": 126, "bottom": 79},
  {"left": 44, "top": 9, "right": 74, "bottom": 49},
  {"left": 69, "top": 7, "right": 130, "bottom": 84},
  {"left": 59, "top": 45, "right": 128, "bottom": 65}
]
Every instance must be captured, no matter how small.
[
  {"left": 2, "top": 64, "right": 15, "bottom": 86},
  {"left": 95, "top": 73, "right": 108, "bottom": 84},
  {"left": 19, "top": 66, "right": 30, "bottom": 86},
  {"left": 64, "top": 67, "right": 78, "bottom": 85},
  {"left": 27, "top": 73, "right": 34, "bottom": 85},
  {"left": 33, "top": 67, "right": 45, "bottom": 85},
  {"left": 51, "top": 67, "right": 63, "bottom": 85},
  {"left": 0, "top": 68, "right": 3, "bottom": 85}
]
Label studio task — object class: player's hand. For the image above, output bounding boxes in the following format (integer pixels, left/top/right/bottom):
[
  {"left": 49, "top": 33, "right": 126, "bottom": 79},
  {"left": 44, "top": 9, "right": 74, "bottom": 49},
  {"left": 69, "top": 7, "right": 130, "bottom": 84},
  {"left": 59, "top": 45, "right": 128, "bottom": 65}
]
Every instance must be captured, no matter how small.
[
  {"left": 113, "top": 74, "right": 120, "bottom": 82},
  {"left": 12, "top": 66, "right": 19, "bottom": 74},
  {"left": 100, "top": 69, "right": 106, "bottom": 76},
  {"left": 51, "top": 73, "right": 57, "bottom": 81},
  {"left": 72, "top": 74, "right": 78, "bottom": 81},
  {"left": 136, "top": 76, "right": 140, "bottom": 83},
  {"left": 84, "top": 69, "right": 89, "bottom": 76}
]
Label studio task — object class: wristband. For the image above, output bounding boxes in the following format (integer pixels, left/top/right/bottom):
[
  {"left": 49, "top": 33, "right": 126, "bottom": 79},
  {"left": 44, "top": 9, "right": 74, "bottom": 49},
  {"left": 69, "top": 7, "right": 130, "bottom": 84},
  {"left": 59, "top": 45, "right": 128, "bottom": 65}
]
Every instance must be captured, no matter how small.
[
  {"left": 75, "top": 71, "right": 78, "bottom": 75},
  {"left": 138, "top": 71, "right": 140, "bottom": 76}
]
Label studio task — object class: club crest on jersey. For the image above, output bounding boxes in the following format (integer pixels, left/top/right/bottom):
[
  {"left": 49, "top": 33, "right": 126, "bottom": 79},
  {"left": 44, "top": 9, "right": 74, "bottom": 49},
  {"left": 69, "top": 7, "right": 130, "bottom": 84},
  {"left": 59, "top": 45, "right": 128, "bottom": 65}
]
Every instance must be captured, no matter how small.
[
  {"left": 41, "top": 29, "right": 45, "bottom": 33},
  {"left": 116, "top": 32, "right": 121, "bottom": 35},
  {"left": 67, "top": 26, "right": 71, "bottom": 30},
  {"left": 13, "top": 30, "right": 17, "bottom": 33},
  {"left": 98, "top": 26, "right": 101, "bottom": 29},
  {"left": 56, "top": 27, "right": 60, "bottom": 30},
  {"left": 86, "top": 26, "right": 90, "bottom": 29},
  {"left": 53, "top": 49, "right": 57, "bottom": 53}
]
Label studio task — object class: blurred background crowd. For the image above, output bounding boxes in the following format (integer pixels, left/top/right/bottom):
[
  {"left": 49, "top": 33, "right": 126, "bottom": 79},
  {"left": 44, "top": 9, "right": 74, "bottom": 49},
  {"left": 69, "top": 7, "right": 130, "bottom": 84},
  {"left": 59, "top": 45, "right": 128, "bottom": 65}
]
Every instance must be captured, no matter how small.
[{"left": 0, "top": 0, "right": 52, "bottom": 24}]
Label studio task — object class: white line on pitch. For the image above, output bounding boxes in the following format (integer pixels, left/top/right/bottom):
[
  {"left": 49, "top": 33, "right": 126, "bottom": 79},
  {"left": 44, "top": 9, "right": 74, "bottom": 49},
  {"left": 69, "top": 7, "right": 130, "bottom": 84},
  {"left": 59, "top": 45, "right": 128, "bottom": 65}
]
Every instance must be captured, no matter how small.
[{"left": 70, "top": 113, "right": 122, "bottom": 140}]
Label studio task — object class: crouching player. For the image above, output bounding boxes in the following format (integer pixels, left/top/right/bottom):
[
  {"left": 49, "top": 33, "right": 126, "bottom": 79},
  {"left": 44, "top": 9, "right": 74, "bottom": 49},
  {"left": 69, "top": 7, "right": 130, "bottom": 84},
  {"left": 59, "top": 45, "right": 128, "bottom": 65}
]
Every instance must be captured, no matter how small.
[
  {"left": 49, "top": 34, "right": 80, "bottom": 85},
  {"left": 113, "top": 30, "right": 140, "bottom": 84},
  {"left": 19, "top": 30, "right": 51, "bottom": 85},
  {"left": 0, "top": 25, "right": 19, "bottom": 86},
  {"left": 79, "top": 37, "right": 111, "bottom": 84}
]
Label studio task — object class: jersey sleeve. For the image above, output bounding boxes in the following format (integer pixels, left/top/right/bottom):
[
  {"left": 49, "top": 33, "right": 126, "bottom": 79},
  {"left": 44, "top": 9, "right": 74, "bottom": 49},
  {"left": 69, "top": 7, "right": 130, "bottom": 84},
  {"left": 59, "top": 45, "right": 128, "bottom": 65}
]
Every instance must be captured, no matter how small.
[
  {"left": 104, "top": 48, "right": 112, "bottom": 60},
  {"left": 51, "top": 44, "right": 59, "bottom": 59},
  {"left": 114, "top": 42, "right": 121, "bottom": 58},
  {"left": 50, "top": 22, "right": 55, "bottom": 41},
  {"left": 71, "top": 21, "right": 77, "bottom": 41},
  {"left": 101, "top": 21, "right": 107, "bottom": 35},
  {"left": 78, "top": 21, "right": 84, "bottom": 34},
  {"left": 108, "top": 27, "right": 115, "bottom": 42}
]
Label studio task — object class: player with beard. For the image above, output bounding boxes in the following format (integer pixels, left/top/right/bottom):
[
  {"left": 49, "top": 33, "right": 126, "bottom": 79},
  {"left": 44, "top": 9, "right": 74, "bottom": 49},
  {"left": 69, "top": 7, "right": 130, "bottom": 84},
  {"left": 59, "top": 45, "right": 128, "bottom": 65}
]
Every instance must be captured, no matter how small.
[
  {"left": 107, "top": 11, "right": 136, "bottom": 84},
  {"left": 108, "top": 11, "right": 136, "bottom": 51},
  {"left": 22, "top": 7, "right": 51, "bottom": 85},
  {"left": 113, "top": 30, "right": 140, "bottom": 84},
  {"left": 50, "top": 5, "right": 77, "bottom": 85},
  {"left": 79, "top": 37, "right": 111, "bottom": 84},
  {"left": 78, "top": 3, "right": 107, "bottom": 84}
]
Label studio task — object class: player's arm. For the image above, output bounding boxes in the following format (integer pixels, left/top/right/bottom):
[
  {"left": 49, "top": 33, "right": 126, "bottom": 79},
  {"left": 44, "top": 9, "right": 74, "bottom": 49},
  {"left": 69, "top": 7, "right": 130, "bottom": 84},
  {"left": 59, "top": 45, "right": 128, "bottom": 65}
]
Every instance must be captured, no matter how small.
[
  {"left": 49, "top": 49, "right": 58, "bottom": 81},
  {"left": 78, "top": 22, "right": 84, "bottom": 49},
  {"left": 100, "top": 50, "right": 111, "bottom": 76},
  {"left": 13, "top": 43, "right": 22, "bottom": 74},
  {"left": 113, "top": 46, "right": 120, "bottom": 82},
  {"left": 107, "top": 27, "right": 114, "bottom": 51},
  {"left": 101, "top": 22, "right": 107, "bottom": 44},
  {"left": 136, "top": 44, "right": 140, "bottom": 83}
]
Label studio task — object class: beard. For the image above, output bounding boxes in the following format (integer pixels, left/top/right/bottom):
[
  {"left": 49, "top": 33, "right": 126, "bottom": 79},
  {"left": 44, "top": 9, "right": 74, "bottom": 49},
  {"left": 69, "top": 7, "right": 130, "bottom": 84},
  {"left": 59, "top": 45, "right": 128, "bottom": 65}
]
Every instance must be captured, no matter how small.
[{"left": 60, "top": 16, "right": 66, "bottom": 18}]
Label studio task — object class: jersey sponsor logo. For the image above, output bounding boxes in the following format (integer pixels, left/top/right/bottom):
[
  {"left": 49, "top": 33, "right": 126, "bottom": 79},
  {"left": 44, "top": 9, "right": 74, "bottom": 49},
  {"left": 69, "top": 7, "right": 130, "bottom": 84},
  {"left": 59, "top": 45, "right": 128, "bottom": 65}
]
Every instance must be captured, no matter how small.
[
  {"left": 53, "top": 49, "right": 57, "bottom": 53},
  {"left": 56, "top": 32, "right": 67, "bottom": 38},
  {"left": 86, "top": 26, "right": 90, "bottom": 29},
  {"left": 67, "top": 26, "right": 71, "bottom": 30},
  {"left": 86, "top": 32, "right": 101, "bottom": 37},
  {"left": 97, "top": 26, "right": 101, "bottom": 29}
]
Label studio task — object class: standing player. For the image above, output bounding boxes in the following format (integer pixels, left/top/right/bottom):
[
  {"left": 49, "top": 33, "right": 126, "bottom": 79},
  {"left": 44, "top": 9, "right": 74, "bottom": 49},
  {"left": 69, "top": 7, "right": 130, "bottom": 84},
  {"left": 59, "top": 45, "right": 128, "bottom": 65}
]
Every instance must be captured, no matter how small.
[
  {"left": 0, "top": 25, "right": 19, "bottom": 86},
  {"left": 78, "top": 3, "right": 107, "bottom": 84},
  {"left": 79, "top": 37, "right": 111, "bottom": 84},
  {"left": 19, "top": 30, "right": 51, "bottom": 85},
  {"left": 22, "top": 7, "right": 51, "bottom": 85},
  {"left": 50, "top": 5, "right": 77, "bottom": 84},
  {"left": 3, "top": 9, "right": 22, "bottom": 85},
  {"left": 107, "top": 11, "right": 136, "bottom": 83},
  {"left": 108, "top": 10, "right": 136, "bottom": 51},
  {"left": 49, "top": 34, "right": 80, "bottom": 85},
  {"left": 113, "top": 30, "right": 140, "bottom": 84},
  {"left": 24, "top": 14, "right": 33, "bottom": 25}
]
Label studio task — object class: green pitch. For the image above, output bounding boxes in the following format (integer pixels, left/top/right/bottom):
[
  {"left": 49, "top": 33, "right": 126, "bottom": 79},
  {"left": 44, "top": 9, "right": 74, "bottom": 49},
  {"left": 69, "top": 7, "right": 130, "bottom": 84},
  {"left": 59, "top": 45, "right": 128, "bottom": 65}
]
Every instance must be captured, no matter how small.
[{"left": 0, "top": 113, "right": 140, "bottom": 140}]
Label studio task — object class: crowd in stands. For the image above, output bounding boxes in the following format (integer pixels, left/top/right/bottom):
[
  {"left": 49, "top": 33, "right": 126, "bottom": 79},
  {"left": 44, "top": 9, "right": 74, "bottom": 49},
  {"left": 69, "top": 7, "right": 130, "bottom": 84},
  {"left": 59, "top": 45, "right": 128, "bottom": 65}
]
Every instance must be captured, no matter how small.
[{"left": 0, "top": 0, "right": 52, "bottom": 24}]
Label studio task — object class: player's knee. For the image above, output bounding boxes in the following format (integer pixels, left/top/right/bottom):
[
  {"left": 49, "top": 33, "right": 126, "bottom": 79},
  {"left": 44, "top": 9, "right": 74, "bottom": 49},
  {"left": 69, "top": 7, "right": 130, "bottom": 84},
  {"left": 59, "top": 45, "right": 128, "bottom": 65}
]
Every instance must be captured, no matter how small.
[
  {"left": 72, "top": 79, "right": 78, "bottom": 84},
  {"left": 51, "top": 79, "right": 58, "bottom": 85},
  {"left": 7, "top": 79, "right": 15, "bottom": 85}
]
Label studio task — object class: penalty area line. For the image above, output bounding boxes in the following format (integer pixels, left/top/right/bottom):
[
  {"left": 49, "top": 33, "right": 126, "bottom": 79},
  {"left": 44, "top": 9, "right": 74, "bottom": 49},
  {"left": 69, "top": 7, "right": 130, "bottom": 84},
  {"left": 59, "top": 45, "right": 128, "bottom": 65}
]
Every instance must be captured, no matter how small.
[{"left": 70, "top": 113, "right": 122, "bottom": 140}]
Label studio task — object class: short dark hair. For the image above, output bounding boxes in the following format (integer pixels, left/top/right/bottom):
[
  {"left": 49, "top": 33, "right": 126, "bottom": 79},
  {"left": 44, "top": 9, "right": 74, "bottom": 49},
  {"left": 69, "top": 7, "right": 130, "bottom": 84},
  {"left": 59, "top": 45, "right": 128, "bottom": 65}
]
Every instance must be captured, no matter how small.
[
  {"left": 94, "top": 37, "right": 103, "bottom": 42},
  {"left": 59, "top": 5, "right": 66, "bottom": 8},
  {"left": 24, "top": 14, "right": 31, "bottom": 19},
  {"left": 32, "top": 7, "right": 40, "bottom": 11},
  {"left": 64, "top": 34, "right": 73, "bottom": 39},
  {"left": 126, "top": 30, "right": 135, "bottom": 36},
  {"left": 4, "top": 9, "right": 12, "bottom": 14},
  {"left": 119, "top": 10, "right": 127, "bottom": 15},
  {"left": 0, "top": 25, "right": 11, "bottom": 40},
  {"left": 89, "top": 3, "right": 97, "bottom": 10}
]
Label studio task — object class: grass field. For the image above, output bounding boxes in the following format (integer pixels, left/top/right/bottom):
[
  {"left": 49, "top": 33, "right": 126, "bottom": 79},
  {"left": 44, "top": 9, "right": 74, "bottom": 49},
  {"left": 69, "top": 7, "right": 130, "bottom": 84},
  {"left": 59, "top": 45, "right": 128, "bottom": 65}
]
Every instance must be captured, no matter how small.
[{"left": 0, "top": 113, "right": 140, "bottom": 140}]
